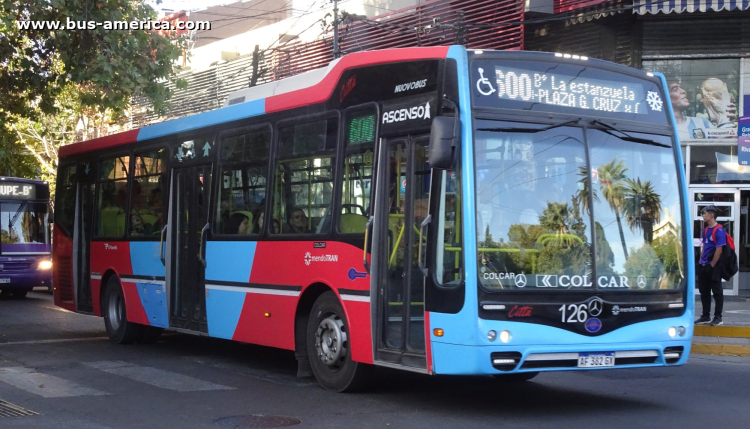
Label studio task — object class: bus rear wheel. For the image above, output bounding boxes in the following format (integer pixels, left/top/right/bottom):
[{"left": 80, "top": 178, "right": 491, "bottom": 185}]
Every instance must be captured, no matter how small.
[
  {"left": 102, "top": 277, "right": 144, "bottom": 344},
  {"left": 306, "top": 291, "right": 368, "bottom": 392}
]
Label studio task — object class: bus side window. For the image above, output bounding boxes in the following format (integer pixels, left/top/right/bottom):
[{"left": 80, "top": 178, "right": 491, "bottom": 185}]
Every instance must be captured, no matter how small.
[
  {"left": 95, "top": 155, "right": 130, "bottom": 238},
  {"left": 131, "top": 148, "right": 168, "bottom": 237},
  {"left": 338, "top": 110, "right": 376, "bottom": 235},
  {"left": 273, "top": 117, "right": 337, "bottom": 235},
  {"left": 215, "top": 126, "right": 271, "bottom": 235},
  {"left": 435, "top": 169, "right": 462, "bottom": 285}
]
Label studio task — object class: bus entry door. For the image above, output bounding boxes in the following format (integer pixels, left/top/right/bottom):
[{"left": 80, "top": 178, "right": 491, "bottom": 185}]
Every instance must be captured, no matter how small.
[
  {"left": 169, "top": 164, "right": 212, "bottom": 332},
  {"left": 374, "top": 135, "right": 430, "bottom": 369}
]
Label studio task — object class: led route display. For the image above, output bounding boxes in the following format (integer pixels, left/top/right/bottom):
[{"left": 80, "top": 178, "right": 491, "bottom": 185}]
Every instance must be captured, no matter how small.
[{"left": 475, "top": 65, "right": 656, "bottom": 115}]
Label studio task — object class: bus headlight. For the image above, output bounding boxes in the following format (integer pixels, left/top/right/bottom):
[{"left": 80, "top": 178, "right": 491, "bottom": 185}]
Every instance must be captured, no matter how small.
[
  {"left": 487, "top": 330, "right": 497, "bottom": 342},
  {"left": 38, "top": 260, "right": 53, "bottom": 270},
  {"left": 678, "top": 326, "right": 686, "bottom": 337},
  {"left": 668, "top": 327, "right": 677, "bottom": 338},
  {"left": 499, "top": 330, "right": 511, "bottom": 343}
]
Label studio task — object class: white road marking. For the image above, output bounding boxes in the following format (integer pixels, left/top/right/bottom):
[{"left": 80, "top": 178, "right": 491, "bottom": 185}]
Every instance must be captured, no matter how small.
[
  {"left": 0, "top": 367, "right": 108, "bottom": 398},
  {"left": 0, "top": 337, "right": 108, "bottom": 347},
  {"left": 84, "top": 361, "right": 234, "bottom": 392}
]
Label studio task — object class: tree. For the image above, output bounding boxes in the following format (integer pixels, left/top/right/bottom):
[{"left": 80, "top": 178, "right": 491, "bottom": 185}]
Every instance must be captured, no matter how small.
[
  {"left": 623, "top": 178, "right": 662, "bottom": 243},
  {"left": 598, "top": 158, "right": 629, "bottom": 258},
  {"left": 1, "top": 0, "right": 187, "bottom": 176},
  {"left": 574, "top": 165, "right": 599, "bottom": 216}
]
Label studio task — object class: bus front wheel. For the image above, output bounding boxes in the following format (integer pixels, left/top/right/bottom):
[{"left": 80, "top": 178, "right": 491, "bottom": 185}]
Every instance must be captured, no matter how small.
[
  {"left": 102, "top": 277, "right": 144, "bottom": 344},
  {"left": 306, "top": 291, "right": 368, "bottom": 392}
]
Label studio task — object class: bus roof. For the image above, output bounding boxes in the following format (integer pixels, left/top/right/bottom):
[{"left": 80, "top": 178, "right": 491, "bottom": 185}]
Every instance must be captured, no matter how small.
[
  {"left": 58, "top": 46, "right": 452, "bottom": 159},
  {"left": 0, "top": 177, "right": 49, "bottom": 186}
]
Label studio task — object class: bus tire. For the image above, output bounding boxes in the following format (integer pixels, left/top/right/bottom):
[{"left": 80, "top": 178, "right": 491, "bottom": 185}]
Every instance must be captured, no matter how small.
[
  {"left": 493, "top": 372, "right": 539, "bottom": 382},
  {"left": 102, "top": 277, "right": 143, "bottom": 344},
  {"left": 12, "top": 289, "right": 30, "bottom": 298},
  {"left": 306, "top": 291, "right": 369, "bottom": 392}
]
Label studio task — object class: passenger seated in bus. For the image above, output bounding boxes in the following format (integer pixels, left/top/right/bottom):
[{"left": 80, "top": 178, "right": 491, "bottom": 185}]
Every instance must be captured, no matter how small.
[
  {"left": 227, "top": 212, "right": 251, "bottom": 234},
  {"left": 255, "top": 210, "right": 282, "bottom": 234},
  {"left": 287, "top": 208, "right": 311, "bottom": 234},
  {"left": 253, "top": 210, "right": 264, "bottom": 234},
  {"left": 130, "top": 213, "right": 146, "bottom": 236}
]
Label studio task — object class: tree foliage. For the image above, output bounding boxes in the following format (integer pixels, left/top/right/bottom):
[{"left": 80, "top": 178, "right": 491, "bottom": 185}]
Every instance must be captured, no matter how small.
[{"left": 1, "top": 0, "right": 187, "bottom": 177}]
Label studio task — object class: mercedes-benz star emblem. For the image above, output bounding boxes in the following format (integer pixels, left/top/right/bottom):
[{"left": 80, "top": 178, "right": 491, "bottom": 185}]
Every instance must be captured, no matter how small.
[
  {"left": 588, "top": 297, "right": 603, "bottom": 317},
  {"left": 637, "top": 275, "right": 647, "bottom": 289},
  {"left": 514, "top": 273, "right": 527, "bottom": 288}
]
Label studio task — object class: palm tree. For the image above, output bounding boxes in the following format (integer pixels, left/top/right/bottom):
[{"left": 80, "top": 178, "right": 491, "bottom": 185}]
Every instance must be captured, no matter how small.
[
  {"left": 623, "top": 178, "right": 662, "bottom": 243},
  {"left": 574, "top": 166, "right": 599, "bottom": 216},
  {"left": 598, "top": 159, "right": 629, "bottom": 258}
]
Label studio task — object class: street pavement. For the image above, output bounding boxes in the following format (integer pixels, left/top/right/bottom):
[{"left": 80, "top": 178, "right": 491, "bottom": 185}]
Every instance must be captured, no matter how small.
[{"left": 1, "top": 291, "right": 749, "bottom": 429}]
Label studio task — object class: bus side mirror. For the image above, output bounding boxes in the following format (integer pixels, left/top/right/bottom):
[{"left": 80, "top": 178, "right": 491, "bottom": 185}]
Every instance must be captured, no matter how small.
[{"left": 429, "top": 116, "right": 458, "bottom": 169}]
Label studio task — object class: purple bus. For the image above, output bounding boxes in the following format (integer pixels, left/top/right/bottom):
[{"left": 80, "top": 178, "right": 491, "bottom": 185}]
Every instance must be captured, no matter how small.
[{"left": 0, "top": 177, "right": 53, "bottom": 298}]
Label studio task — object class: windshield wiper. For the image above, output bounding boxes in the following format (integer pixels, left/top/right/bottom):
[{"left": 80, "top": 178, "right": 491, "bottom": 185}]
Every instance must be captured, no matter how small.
[
  {"left": 9, "top": 201, "right": 27, "bottom": 229},
  {"left": 477, "top": 118, "right": 582, "bottom": 133},
  {"left": 590, "top": 119, "right": 670, "bottom": 148}
]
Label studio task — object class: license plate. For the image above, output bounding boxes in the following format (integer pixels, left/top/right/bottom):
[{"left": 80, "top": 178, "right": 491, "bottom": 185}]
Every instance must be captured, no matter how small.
[
  {"left": 578, "top": 352, "right": 615, "bottom": 368},
  {"left": 0, "top": 278, "right": 10, "bottom": 283}
]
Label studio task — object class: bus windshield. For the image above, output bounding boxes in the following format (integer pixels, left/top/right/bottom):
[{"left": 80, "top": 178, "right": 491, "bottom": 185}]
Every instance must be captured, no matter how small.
[
  {"left": 474, "top": 120, "right": 684, "bottom": 292},
  {"left": 0, "top": 202, "right": 50, "bottom": 255}
]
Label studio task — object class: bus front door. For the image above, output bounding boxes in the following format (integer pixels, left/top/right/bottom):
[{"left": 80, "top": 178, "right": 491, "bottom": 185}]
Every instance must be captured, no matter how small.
[
  {"left": 169, "top": 164, "right": 212, "bottom": 332},
  {"left": 74, "top": 179, "right": 95, "bottom": 313},
  {"left": 374, "top": 135, "right": 430, "bottom": 370}
]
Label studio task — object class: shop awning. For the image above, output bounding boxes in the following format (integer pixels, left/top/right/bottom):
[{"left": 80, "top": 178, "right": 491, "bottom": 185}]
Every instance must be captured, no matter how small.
[{"left": 633, "top": 0, "right": 750, "bottom": 15}]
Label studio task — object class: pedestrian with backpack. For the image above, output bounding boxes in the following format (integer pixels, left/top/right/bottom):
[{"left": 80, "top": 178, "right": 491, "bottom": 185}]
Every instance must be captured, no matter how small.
[{"left": 696, "top": 205, "right": 726, "bottom": 326}]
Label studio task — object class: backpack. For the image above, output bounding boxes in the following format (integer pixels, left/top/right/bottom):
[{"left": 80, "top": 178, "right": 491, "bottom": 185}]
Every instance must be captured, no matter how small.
[{"left": 703, "top": 224, "right": 738, "bottom": 281}]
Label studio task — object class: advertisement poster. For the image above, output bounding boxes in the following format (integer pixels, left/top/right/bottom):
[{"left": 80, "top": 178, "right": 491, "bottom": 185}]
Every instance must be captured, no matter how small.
[
  {"left": 643, "top": 59, "right": 740, "bottom": 141},
  {"left": 740, "top": 116, "right": 750, "bottom": 166}
]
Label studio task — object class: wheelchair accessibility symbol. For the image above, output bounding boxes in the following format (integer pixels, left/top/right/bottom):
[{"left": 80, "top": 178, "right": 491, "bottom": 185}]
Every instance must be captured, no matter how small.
[{"left": 476, "top": 68, "right": 496, "bottom": 96}]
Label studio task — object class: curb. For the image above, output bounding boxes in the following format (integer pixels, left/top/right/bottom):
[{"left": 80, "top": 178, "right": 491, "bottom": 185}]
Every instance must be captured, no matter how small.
[
  {"left": 694, "top": 325, "right": 750, "bottom": 338},
  {"left": 692, "top": 343, "right": 750, "bottom": 357}
]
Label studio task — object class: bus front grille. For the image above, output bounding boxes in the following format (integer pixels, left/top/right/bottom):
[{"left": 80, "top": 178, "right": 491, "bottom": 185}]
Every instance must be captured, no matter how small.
[{"left": 519, "top": 350, "right": 659, "bottom": 370}]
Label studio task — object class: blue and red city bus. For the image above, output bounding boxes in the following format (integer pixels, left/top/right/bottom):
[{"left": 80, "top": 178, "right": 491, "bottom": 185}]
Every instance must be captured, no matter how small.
[
  {"left": 1, "top": 177, "right": 53, "bottom": 297},
  {"left": 53, "top": 46, "right": 693, "bottom": 391}
]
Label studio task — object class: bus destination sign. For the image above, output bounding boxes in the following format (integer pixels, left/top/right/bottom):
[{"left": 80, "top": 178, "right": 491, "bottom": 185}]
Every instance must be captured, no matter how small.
[
  {"left": 471, "top": 60, "right": 669, "bottom": 125},
  {"left": 0, "top": 183, "right": 36, "bottom": 200}
]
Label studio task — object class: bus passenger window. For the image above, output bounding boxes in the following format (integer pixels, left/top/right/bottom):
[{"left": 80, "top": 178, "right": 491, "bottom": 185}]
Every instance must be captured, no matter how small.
[
  {"left": 273, "top": 118, "right": 337, "bottom": 235},
  {"left": 215, "top": 127, "right": 270, "bottom": 235},
  {"left": 338, "top": 110, "right": 375, "bottom": 234},
  {"left": 130, "top": 148, "right": 168, "bottom": 237},
  {"left": 95, "top": 155, "right": 130, "bottom": 238}
]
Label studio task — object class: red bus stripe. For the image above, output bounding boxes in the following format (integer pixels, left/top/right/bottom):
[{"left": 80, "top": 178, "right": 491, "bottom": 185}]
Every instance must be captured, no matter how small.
[
  {"left": 265, "top": 46, "right": 450, "bottom": 113},
  {"left": 58, "top": 129, "right": 140, "bottom": 158}
]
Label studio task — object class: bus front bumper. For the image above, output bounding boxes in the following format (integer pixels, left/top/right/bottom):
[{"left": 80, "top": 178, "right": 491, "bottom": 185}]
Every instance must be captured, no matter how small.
[
  {"left": 431, "top": 339, "right": 692, "bottom": 375},
  {"left": 0, "top": 271, "right": 52, "bottom": 291}
]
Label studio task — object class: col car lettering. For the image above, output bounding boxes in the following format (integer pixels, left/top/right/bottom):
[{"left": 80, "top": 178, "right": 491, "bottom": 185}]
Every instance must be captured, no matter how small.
[
  {"left": 382, "top": 102, "right": 431, "bottom": 124},
  {"left": 533, "top": 274, "right": 631, "bottom": 288}
]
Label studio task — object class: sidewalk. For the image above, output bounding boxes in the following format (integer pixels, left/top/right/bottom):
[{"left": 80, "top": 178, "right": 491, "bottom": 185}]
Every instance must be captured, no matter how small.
[{"left": 693, "top": 297, "right": 750, "bottom": 357}]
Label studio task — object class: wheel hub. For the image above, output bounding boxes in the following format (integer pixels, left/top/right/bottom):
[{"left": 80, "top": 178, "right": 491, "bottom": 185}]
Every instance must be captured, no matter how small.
[{"left": 315, "top": 314, "right": 347, "bottom": 368}]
